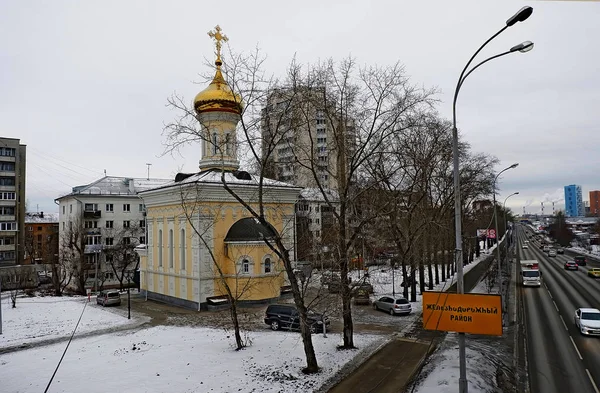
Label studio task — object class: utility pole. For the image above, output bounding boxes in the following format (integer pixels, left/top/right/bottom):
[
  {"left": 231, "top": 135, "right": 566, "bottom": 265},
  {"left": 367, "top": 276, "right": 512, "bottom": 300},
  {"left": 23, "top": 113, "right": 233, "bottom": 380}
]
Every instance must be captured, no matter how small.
[{"left": 146, "top": 163, "right": 152, "bottom": 180}]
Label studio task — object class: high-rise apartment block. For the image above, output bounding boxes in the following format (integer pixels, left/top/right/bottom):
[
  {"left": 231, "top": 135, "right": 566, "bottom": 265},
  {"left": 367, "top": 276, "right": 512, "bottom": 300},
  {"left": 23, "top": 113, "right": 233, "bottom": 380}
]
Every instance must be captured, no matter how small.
[
  {"left": 590, "top": 190, "right": 600, "bottom": 217},
  {"left": 564, "top": 184, "right": 584, "bottom": 217},
  {"left": 261, "top": 88, "right": 356, "bottom": 190},
  {"left": 0, "top": 137, "right": 26, "bottom": 267}
]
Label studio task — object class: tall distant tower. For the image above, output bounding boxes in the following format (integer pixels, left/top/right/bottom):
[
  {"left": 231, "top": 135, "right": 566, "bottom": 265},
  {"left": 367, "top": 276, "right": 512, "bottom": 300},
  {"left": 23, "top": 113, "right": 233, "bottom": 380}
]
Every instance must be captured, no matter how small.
[
  {"left": 564, "top": 184, "right": 584, "bottom": 217},
  {"left": 193, "top": 25, "right": 243, "bottom": 172}
]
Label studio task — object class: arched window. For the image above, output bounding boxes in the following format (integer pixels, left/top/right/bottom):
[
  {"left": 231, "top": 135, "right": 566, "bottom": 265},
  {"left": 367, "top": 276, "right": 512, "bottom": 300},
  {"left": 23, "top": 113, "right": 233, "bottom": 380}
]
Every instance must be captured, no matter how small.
[
  {"left": 225, "top": 133, "right": 231, "bottom": 155},
  {"left": 212, "top": 132, "right": 218, "bottom": 155},
  {"left": 242, "top": 259, "right": 250, "bottom": 274},
  {"left": 169, "top": 229, "right": 174, "bottom": 268},
  {"left": 158, "top": 229, "right": 163, "bottom": 267},
  {"left": 180, "top": 228, "right": 186, "bottom": 270},
  {"left": 264, "top": 257, "right": 271, "bottom": 274}
]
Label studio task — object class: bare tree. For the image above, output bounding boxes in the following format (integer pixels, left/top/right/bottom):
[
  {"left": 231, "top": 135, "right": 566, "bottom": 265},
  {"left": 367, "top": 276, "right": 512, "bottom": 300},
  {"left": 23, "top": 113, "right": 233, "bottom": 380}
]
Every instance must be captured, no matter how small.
[
  {"left": 103, "top": 222, "right": 143, "bottom": 290},
  {"left": 59, "top": 218, "right": 89, "bottom": 295}
]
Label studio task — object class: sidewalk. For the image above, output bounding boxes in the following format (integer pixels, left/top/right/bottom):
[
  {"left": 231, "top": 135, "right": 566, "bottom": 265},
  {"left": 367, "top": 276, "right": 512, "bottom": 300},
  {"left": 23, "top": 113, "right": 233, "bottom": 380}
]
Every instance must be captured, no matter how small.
[{"left": 327, "top": 338, "right": 431, "bottom": 393}]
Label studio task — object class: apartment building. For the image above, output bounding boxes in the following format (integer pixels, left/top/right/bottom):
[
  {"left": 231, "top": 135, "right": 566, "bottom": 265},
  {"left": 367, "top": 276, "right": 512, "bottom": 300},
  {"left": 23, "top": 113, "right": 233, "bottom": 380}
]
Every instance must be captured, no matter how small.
[
  {"left": 564, "top": 184, "right": 584, "bottom": 217},
  {"left": 24, "top": 212, "right": 59, "bottom": 265},
  {"left": 0, "top": 137, "right": 26, "bottom": 267},
  {"left": 56, "top": 176, "right": 170, "bottom": 291},
  {"left": 261, "top": 88, "right": 356, "bottom": 190},
  {"left": 590, "top": 190, "right": 600, "bottom": 217}
]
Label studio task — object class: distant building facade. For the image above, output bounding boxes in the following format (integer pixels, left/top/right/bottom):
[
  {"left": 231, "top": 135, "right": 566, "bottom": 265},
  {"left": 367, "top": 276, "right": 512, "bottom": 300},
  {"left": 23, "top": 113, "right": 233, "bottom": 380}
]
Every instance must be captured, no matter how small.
[
  {"left": 0, "top": 137, "right": 26, "bottom": 267},
  {"left": 55, "top": 176, "right": 170, "bottom": 291},
  {"left": 564, "top": 184, "right": 584, "bottom": 217},
  {"left": 590, "top": 190, "right": 600, "bottom": 217},
  {"left": 24, "top": 212, "right": 59, "bottom": 265}
]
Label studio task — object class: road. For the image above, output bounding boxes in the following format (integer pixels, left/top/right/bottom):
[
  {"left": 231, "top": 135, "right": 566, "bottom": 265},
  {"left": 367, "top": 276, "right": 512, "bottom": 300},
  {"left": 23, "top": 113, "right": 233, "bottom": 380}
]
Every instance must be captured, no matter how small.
[{"left": 518, "top": 225, "right": 600, "bottom": 393}]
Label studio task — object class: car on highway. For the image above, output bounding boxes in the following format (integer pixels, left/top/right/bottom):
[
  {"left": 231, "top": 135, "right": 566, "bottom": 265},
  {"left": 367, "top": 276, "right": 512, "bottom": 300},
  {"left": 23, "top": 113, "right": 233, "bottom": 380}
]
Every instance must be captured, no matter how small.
[
  {"left": 574, "top": 256, "right": 587, "bottom": 266},
  {"left": 588, "top": 268, "right": 600, "bottom": 278},
  {"left": 557, "top": 247, "right": 565, "bottom": 254},
  {"left": 548, "top": 250, "right": 557, "bottom": 257},
  {"left": 574, "top": 308, "right": 600, "bottom": 336},
  {"left": 522, "top": 244, "right": 529, "bottom": 249},
  {"left": 372, "top": 296, "right": 412, "bottom": 316},
  {"left": 564, "top": 261, "right": 578, "bottom": 271}
]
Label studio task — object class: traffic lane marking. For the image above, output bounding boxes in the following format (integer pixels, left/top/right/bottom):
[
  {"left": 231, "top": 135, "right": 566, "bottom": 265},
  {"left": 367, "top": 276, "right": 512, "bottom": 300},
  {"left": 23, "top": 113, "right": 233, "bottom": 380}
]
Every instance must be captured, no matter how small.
[
  {"left": 570, "top": 336, "right": 584, "bottom": 360},
  {"left": 587, "top": 369, "right": 600, "bottom": 393}
]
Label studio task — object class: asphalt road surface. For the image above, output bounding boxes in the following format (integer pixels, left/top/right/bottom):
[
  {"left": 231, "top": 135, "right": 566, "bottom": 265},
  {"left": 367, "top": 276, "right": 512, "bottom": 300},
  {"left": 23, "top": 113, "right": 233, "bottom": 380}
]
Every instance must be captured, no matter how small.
[{"left": 518, "top": 226, "right": 600, "bottom": 393}]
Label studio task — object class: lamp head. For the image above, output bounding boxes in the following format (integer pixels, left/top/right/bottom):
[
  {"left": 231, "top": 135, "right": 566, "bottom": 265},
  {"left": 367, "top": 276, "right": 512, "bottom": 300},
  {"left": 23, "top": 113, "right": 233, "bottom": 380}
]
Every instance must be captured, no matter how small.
[
  {"left": 506, "top": 6, "right": 533, "bottom": 27},
  {"left": 515, "top": 192, "right": 520, "bottom": 195},
  {"left": 510, "top": 41, "right": 534, "bottom": 53},
  {"left": 510, "top": 163, "right": 519, "bottom": 169}
]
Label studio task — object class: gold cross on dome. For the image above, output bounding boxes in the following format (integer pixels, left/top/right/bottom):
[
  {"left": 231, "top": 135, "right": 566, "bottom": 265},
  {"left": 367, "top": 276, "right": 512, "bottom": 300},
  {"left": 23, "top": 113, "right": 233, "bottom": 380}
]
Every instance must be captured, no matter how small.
[{"left": 208, "top": 25, "right": 228, "bottom": 61}]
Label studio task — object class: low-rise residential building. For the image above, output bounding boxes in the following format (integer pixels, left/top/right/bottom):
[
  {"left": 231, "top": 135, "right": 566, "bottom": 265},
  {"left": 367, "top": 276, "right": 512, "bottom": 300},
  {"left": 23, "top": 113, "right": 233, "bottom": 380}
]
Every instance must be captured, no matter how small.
[
  {"left": 24, "top": 212, "right": 59, "bottom": 265},
  {"left": 55, "top": 176, "right": 170, "bottom": 293}
]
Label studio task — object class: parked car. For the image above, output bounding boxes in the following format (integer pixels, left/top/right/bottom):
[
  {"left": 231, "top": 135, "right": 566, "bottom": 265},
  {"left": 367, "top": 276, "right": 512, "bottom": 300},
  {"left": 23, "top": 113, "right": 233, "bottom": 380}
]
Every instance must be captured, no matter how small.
[
  {"left": 557, "top": 248, "right": 565, "bottom": 254},
  {"left": 96, "top": 290, "right": 121, "bottom": 307},
  {"left": 588, "top": 268, "right": 600, "bottom": 278},
  {"left": 574, "top": 308, "right": 600, "bottom": 336},
  {"left": 564, "top": 261, "right": 578, "bottom": 271},
  {"left": 353, "top": 287, "right": 371, "bottom": 306},
  {"left": 574, "top": 256, "right": 587, "bottom": 266},
  {"left": 351, "top": 280, "right": 374, "bottom": 295},
  {"left": 548, "top": 250, "right": 557, "bottom": 257},
  {"left": 320, "top": 271, "right": 339, "bottom": 286},
  {"left": 264, "top": 304, "right": 329, "bottom": 333},
  {"left": 372, "top": 296, "right": 412, "bottom": 316}
]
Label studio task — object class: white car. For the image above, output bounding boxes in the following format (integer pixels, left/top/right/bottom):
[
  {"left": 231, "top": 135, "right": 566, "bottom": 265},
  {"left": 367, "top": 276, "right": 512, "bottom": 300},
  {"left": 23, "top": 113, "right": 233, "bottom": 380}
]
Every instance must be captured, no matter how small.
[
  {"left": 522, "top": 244, "right": 529, "bottom": 249},
  {"left": 574, "top": 308, "right": 600, "bottom": 336}
]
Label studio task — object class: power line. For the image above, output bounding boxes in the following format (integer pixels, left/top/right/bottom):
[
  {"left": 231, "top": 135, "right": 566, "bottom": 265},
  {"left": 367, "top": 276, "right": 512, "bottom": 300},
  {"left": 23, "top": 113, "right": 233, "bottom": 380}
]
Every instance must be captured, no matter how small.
[
  {"left": 44, "top": 301, "right": 88, "bottom": 393},
  {"left": 28, "top": 146, "right": 103, "bottom": 175},
  {"left": 28, "top": 162, "right": 76, "bottom": 188}
]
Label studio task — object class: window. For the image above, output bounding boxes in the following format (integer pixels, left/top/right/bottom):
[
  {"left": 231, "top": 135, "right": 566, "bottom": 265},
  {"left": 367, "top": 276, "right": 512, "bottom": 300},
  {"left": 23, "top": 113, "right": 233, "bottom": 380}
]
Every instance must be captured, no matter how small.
[
  {"left": 158, "top": 229, "right": 163, "bottom": 267},
  {"left": 84, "top": 203, "right": 98, "bottom": 211},
  {"left": 264, "top": 257, "right": 271, "bottom": 274},
  {"left": 0, "top": 222, "right": 17, "bottom": 231},
  {"left": 316, "top": 219, "right": 320, "bottom": 224},
  {"left": 37, "top": 234, "right": 42, "bottom": 242},
  {"left": 69, "top": 221, "right": 72, "bottom": 231},
  {"left": 168, "top": 229, "right": 174, "bottom": 268},
  {"left": 106, "top": 220, "right": 114, "bottom": 229},
  {"left": 315, "top": 230, "right": 321, "bottom": 237},
  {"left": 70, "top": 205, "right": 72, "bottom": 213},
  {"left": 140, "top": 236, "right": 146, "bottom": 244},
  {"left": 316, "top": 206, "right": 320, "bottom": 213},
  {"left": 62, "top": 222, "right": 65, "bottom": 230},
  {"left": 105, "top": 237, "right": 114, "bottom": 246},
  {"left": 180, "top": 229, "right": 186, "bottom": 270},
  {"left": 242, "top": 259, "right": 250, "bottom": 274},
  {"left": 37, "top": 226, "right": 42, "bottom": 231},
  {"left": 123, "top": 204, "right": 131, "bottom": 212},
  {"left": 225, "top": 133, "right": 231, "bottom": 155},
  {"left": 105, "top": 272, "right": 114, "bottom": 280},
  {"left": 106, "top": 203, "right": 114, "bottom": 212},
  {"left": 122, "top": 237, "right": 131, "bottom": 245},
  {"left": 84, "top": 221, "right": 96, "bottom": 229},
  {"left": 85, "top": 235, "right": 101, "bottom": 245},
  {"left": 123, "top": 220, "right": 130, "bottom": 228},
  {"left": 62, "top": 206, "right": 65, "bottom": 214},
  {"left": 105, "top": 254, "right": 113, "bottom": 263},
  {"left": 0, "top": 162, "right": 15, "bottom": 171},
  {"left": 140, "top": 220, "right": 145, "bottom": 228},
  {"left": 0, "top": 192, "right": 16, "bottom": 200},
  {"left": 0, "top": 147, "right": 16, "bottom": 156},
  {"left": 139, "top": 204, "right": 145, "bottom": 212},
  {"left": 27, "top": 226, "right": 33, "bottom": 231},
  {"left": 212, "top": 132, "right": 218, "bottom": 154}
]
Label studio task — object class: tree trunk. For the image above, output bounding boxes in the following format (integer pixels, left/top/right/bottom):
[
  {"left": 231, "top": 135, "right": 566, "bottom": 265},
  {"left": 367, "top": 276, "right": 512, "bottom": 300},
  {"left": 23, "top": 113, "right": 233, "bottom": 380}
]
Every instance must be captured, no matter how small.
[
  {"left": 441, "top": 248, "right": 446, "bottom": 282},
  {"left": 419, "top": 245, "right": 425, "bottom": 295},
  {"left": 410, "top": 254, "right": 417, "bottom": 302},
  {"left": 229, "top": 300, "right": 244, "bottom": 350}
]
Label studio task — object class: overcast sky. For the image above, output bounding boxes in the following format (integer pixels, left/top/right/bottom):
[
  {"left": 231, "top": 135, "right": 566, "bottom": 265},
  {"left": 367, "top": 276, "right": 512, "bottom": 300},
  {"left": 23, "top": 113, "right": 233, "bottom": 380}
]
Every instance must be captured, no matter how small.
[{"left": 1, "top": 0, "right": 599, "bottom": 214}]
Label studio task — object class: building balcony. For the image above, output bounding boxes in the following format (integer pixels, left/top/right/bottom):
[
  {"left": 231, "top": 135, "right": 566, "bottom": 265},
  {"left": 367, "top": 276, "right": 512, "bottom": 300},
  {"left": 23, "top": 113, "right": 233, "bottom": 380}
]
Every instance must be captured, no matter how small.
[
  {"left": 83, "top": 210, "right": 101, "bottom": 219},
  {"left": 0, "top": 171, "right": 16, "bottom": 177},
  {"left": 0, "top": 200, "right": 16, "bottom": 207},
  {"left": 0, "top": 244, "right": 15, "bottom": 252},
  {"left": 0, "top": 215, "right": 15, "bottom": 221},
  {"left": 0, "top": 185, "right": 16, "bottom": 192},
  {"left": 85, "top": 228, "right": 101, "bottom": 235}
]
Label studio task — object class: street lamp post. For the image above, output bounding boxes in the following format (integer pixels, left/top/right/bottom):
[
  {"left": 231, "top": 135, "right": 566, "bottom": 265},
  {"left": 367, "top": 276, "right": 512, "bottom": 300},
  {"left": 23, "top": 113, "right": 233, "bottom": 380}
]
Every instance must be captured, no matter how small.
[
  {"left": 451, "top": 6, "right": 533, "bottom": 393},
  {"left": 503, "top": 192, "right": 520, "bottom": 245},
  {"left": 493, "top": 164, "right": 519, "bottom": 311},
  {"left": 125, "top": 270, "right": 132, "bottom": 320},
  {"left": 94, "top": 249, "right": 101, "bottom": 293},
  {"left": 503, "top": 192, "right": 519, "bottom": 275}
]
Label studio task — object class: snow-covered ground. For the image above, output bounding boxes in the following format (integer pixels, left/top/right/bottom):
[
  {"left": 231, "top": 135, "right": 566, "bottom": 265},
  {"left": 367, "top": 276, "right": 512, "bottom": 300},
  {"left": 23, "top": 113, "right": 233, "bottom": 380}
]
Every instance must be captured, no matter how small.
[
  {"left": 570, "top": 245, "right": 600, "bottom": 259},
  {"left": 412, "top": 252, "right": 504, "bottom": 393},
  {"left": 0, "top": 295, "right": 146, "bottom": 349},
  {"left": 2, "top": 322, "right": 381, "bottom": 392}
]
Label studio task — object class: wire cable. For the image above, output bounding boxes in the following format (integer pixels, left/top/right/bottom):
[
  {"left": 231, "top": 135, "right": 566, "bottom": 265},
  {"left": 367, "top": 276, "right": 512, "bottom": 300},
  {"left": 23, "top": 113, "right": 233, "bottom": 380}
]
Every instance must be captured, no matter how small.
[{"left": 43, "top": 300, "right": 88, "bottom": 393}]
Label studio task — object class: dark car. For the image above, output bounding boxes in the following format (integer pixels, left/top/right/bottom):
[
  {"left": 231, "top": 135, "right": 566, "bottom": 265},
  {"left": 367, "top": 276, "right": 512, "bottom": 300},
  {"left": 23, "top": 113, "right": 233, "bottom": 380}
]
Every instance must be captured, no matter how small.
[
  {"left": 574, "top": 256, "right": 587, "bottom": 266},
  {"left": 264, "top": 304, "right": 329, "bottom": 333},
  {"left": 557, "top": 248, "right": 565, "bottom": 254},
  {"left": 564, "top": 261, "right": 579, "bottom": 271}
]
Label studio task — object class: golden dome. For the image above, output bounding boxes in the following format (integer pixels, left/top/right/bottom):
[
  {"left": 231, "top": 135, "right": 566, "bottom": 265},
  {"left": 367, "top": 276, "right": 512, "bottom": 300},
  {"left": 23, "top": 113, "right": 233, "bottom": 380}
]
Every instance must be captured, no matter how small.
[
  {"left": 194, "top": 25, "right": 243, "bottom": 115},
  {"left": 193, "top": 61, "right": 243, "bottom": 115}
]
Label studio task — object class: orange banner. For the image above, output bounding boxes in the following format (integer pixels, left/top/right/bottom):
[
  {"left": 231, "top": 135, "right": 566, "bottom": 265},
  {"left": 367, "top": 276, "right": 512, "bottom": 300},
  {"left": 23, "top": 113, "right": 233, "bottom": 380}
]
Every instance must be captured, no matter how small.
[{"left": 422, "top": 292, "right": 502, "bottom": 336}]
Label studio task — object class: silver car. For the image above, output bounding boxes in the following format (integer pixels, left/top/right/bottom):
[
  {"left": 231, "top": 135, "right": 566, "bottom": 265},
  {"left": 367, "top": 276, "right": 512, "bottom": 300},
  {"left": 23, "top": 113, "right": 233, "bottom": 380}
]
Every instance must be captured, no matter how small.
[
  {"left": 97, "top": 290, "right": 121, "bottom": 307},
  {"left": 373, "top": 296, "right": 412, "bottom": 315},
  {"left": 548, "top": 250, "right": 557, "bottom": 257}
]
